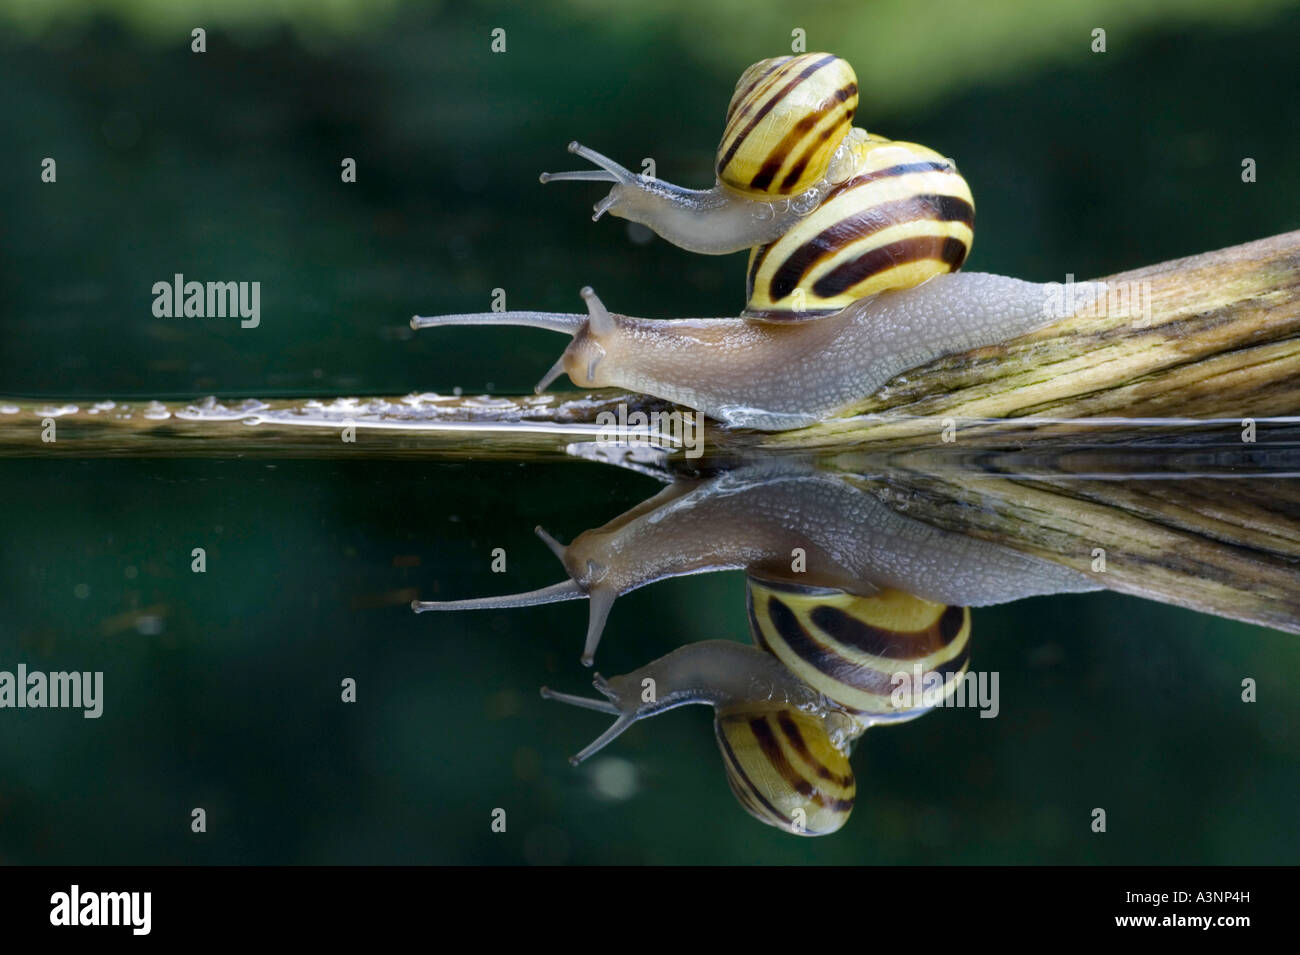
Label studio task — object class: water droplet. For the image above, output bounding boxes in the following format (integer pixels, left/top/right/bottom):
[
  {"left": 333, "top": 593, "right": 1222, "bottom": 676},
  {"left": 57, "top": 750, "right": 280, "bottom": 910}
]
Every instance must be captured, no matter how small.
[{"left": 590, "top": 756, "right": 639, "bottom": 801}]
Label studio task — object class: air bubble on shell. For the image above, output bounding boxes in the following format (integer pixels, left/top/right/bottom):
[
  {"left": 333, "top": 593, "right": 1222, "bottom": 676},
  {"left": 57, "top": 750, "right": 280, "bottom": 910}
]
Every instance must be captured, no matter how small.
[
  {"left": 790, "top": 187, "right": 823, "bottom": 216},
  {"left": 824, "top": 134, "right": 860, "bottom": 183}
]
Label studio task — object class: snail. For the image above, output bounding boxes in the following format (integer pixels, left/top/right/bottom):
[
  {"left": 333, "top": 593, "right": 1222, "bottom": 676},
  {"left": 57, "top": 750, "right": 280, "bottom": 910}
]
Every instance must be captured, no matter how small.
[
  {"left": 539, "top": 575, "right": 971, "bottom": 836},
  {"left": 540, "top": 52, "right": 975, "bottom": 319},
  {"left": 537, "top": 53, "right": 866, "bottom": 257},
  {"left": 411, "top": 52, "right": 1104, "bottom": 431}
]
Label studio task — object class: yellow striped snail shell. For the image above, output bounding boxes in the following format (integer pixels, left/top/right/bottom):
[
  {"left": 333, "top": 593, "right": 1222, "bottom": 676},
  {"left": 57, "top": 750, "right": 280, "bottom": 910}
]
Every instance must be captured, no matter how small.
[
  {"left": 412, "top": 51, "right": 1102, "bottom": 430},
  {"left": 748, "top": 577, "right": 972, "bottom": 719},
  {"left": 715, "top": 52, "right": 859, "bottom": 199},
  {"left": 742, "top": 132, "right": 975, "bottom": 319}
]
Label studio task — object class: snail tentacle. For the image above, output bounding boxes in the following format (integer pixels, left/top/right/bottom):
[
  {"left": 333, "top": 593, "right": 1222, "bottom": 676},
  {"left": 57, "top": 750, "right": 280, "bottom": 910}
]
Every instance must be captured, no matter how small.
[
  {"left": 540, "top": 141, "right": 638, "bottom": 186},
  {"left": 409, "top": 310, "right": 586, "bottom": 335},
  {"left": 530, "top": 286, "right": 613, "bottom": 394},
  {"left": 410, "top": 579, "right": 584, "bottom": 613},
  {"left": 538, "top": 685, "right": 620, "bottom": 716}
]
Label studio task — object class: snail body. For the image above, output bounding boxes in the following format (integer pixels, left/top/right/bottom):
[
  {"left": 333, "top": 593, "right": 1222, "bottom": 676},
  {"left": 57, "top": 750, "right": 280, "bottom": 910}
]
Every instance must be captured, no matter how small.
[
  {"left": 413, "top": 51, "right": 1102, "bottom": 430},
  {"left": 414, "top": 273, "right": 1100, "bottom": 431}
]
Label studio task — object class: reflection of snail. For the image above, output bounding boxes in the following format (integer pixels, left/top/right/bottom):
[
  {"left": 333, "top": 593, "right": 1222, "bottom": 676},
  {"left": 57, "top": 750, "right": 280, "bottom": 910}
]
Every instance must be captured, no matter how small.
[
  {"left": 414, "top": 464, "right": 1099, "bottom": 664},
  {"left": 540, "top": 577, "right": 970, "bottom": 836},
  {"left": 412, "top": 52, "right": 1096, "bottom": 431},
  {"left": 415, "top": 464, "right": 1098, "bottom": 835}
]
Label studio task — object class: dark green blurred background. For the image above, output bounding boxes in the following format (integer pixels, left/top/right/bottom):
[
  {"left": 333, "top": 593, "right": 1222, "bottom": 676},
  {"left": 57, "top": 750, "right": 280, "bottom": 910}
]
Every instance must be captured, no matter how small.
[{"left": 0, "top": 0, "right": 1297, "bottom": 864}]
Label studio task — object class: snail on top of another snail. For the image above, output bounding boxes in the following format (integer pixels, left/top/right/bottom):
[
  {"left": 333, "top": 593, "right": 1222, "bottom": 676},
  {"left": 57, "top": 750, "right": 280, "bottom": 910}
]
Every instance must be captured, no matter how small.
[{"left": 412, "top": 52, "right": 1104, "bottom": 431}]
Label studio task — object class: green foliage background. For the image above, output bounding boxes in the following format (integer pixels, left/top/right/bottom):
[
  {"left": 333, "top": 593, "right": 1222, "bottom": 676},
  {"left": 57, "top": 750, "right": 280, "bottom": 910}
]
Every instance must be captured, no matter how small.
[{"left": 0, "top": 0, "right": 1297, "bottom": 864}]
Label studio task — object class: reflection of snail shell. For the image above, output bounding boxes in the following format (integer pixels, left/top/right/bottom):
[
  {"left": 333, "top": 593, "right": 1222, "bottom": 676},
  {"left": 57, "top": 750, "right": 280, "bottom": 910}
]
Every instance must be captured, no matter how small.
[
  {"left": 722, "top": 575, "right": 971, "bottom": 834},
  {"left": 747, "top": 575, "right": 972, "bottom": 717},
  {"left": 715, "top": 707, "right": 856, "bottom": 836}
]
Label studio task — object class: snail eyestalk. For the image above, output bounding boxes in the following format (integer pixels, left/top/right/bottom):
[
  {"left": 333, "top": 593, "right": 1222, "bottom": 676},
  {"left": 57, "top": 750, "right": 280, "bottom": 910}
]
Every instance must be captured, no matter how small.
[
  {"left": 532, "top": 286, "right": 612, "bottom": 394},
  {"left": 409, "top": 310, "right": 587, "bottom": 335},
  {"left": 540, "top": 141, "right": 638, "bottom": 186},
  {"left": 540, "top": 138, "right": 795, "bottom": 252},
  {"left": 541, "top": 143, "right": 640, "bottom": 222},
  {"left": 410, "top": 579, "right": 584, "bottom": 613},
  {"left": 534, "top": 524, "right": 567, "bottom": 560},
  {"left": 412, "top": 286, "right": 618, "bottom": 397},
  {"left": 579, "top": 285, "right": 614, "bottom": 337},
  {"left": 542, "top": 668, "right": 685, "bottom": 766}
]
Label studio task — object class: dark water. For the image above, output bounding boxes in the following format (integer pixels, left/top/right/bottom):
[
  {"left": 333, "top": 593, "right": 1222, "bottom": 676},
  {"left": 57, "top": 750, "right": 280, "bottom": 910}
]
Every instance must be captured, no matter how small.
[
  {"left": 1, "top": 2, "right": 1298, "bottom": 864},
  {"left": 2, "top": 450, "right": 1297, "bottom": 864}
]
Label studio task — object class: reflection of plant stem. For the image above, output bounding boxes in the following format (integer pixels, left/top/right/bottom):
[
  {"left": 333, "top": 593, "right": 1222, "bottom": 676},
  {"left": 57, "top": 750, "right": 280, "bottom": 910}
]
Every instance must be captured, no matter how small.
[
  {"left": 2, "top": 231, "right": 1298, "bottom": 459},
  {"left": 837, "top": 461, "right": 1300, "bottom": 636}
]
